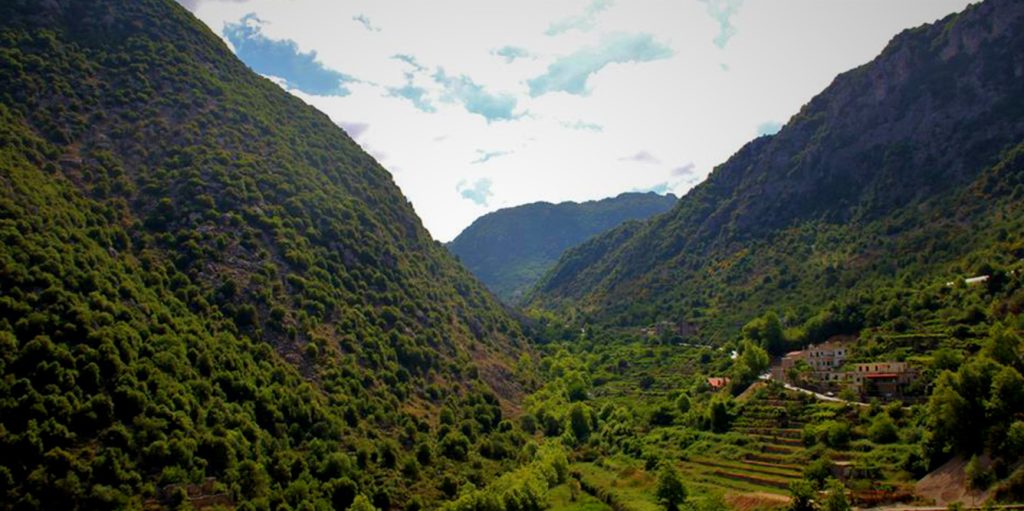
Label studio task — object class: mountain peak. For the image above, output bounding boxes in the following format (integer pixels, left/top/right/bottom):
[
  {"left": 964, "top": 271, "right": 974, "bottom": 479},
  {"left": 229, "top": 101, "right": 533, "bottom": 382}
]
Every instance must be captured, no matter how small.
[{"left": 529, "top": 0, "right": 1024, "bottom": 337}]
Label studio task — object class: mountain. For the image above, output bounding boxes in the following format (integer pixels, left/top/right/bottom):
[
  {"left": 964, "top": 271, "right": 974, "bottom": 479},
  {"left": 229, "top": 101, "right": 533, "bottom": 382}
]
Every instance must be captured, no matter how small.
[
  {"left": 0, "top": 0, "right": 530, "bottom": 508},
  {"left": 529, "top": 0, "right": 1024, "bottom": 341},
  {"left": 447, "top": 192, "right": 677, "bottom": 303}
]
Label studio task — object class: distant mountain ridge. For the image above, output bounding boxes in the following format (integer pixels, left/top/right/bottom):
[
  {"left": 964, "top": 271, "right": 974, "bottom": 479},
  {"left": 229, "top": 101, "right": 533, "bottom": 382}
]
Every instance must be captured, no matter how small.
[
  {"left": 528, "top": 0, "right": 1024, "bottom": 340},
  {"left": 447, "top": 192, "right": 677, "bottom": 303}
]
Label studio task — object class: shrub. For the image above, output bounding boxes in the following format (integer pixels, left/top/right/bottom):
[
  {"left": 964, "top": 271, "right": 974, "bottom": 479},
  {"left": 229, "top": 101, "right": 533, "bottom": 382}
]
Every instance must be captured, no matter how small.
[
  {"left": 804, "top": 458, "right": 834, "bottom": 488},
  {"left": 350, "top": 494, "right": 378, "bottom": 511},
  {"left": 1002, "top": 421, "right": 1024, "bottom": 461},
  {"left": 650, "top": 403, "right": 677, "bottom": 427},
  {"left": 822, "top": 478, "right": 850, "bottom": 511},
  {"left": 675, "top": 394, "right": 691, "bottom": 414},
  {"left": 869, "top": 413, "right": 899, "bottom": 444},
  {"left": 966, "top": 455, "right": 994, "bottom": 490},
  {"left": 656, "top": 463, "right": 688, "bottom": 511},
  {"left": 440, "top": 432, "right": 470, "bottom": 461},
  {"left": 568, "top": 403, "right": 592, "bottom": 442},
  {"left": 788, "top": 480, "right": 817, "bottom": 511}
]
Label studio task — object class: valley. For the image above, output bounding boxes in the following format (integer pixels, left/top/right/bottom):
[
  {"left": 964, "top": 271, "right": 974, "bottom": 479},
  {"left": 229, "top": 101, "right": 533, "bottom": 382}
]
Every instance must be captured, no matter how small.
[
  {"left": 448, "top": 193, "right": 677, "bottom": 304},
  {"left": 0, "top": 0, "right": 1022, "bottom": 510}
]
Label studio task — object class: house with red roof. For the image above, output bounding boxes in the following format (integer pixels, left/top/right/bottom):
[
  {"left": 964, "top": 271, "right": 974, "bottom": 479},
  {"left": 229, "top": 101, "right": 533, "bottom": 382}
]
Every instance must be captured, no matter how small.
[{"left": 707, "top": 377, "right": 731, "bottom": 391}]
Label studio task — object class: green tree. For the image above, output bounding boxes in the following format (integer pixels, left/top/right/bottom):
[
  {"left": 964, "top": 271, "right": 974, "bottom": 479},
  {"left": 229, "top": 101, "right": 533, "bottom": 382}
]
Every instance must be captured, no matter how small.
[
  {"left": 565, "top": 372, "right": 590, "bottom": 402},
  {"left": 927, "top": 372, "right": 969, "bottom": 453},
  {"left": 741, "top": 340, "right": 771, "bottom": 372},
  {"left": 931, "top": 349, "right": 963, "bottom": 373},
  {"left": 822, "top": 479, "right": 849, "bottom": 511},
  {"left": 568, "top": 403, "right": 592, "bottom": 442},
  {"left": 1003, "top": 421, "right": 1024, "bottom": 460},
  {"left": 650, "top": 402, "right": 677, "bottom": 427},
  {"left": 440, "top": 432, "right": 471, "bottom": 461},
  {"left": 656, "top": 463, "right": 688, "bottom": 511},
  {"left": 744, "top": 311, "right": 786, "bottom": 355},
  {"left": 989, "top": 366, "right": 1024, "bottom": 423},
  {"left": 237, "top": 460, "right": 270, "bottom": 500},
  {"left": 984, "top": 324, "right": 1022, "bottom": 371},
  {"left": 732, "top": 340, "right": 771, "bottom": 392},
  {"left": 675, "top": 393, "right": 691, "bottom": 414},
  {"left": 966, "top": 455, "right": 993, "bottom": 490},
  {"left": 707, "top": 395, "right": 733, "bottom": 433},
  {"left": 328, "top": 478, "right": 358, "bottom": 510},
  {"left": 350, "top": 494, "right": 379, "bottom": 511},
  {"left": 788, "top": 480, "right": 817, "bottom": 511},
  {"left": 804, "top": 458, "right": 833, "bottom": 488},
  {"left": 869, "top": 413, "right": 899, "bottom": 444},
  {"left": 824, "top": 421, "right": 851, "bottom": 449}
]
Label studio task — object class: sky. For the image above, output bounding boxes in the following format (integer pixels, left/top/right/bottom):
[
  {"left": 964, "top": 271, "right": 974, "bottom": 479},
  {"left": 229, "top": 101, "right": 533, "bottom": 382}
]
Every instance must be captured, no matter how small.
[{"left": 180, "top": 0, "right": 975, "bottom": 241}]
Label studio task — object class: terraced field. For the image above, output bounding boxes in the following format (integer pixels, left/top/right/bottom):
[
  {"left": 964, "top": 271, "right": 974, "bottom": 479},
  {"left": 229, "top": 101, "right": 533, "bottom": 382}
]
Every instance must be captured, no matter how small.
[
  {"left": 686, "top": 386, "right": 923, "bottom": 507},
  {"left": 572, "top": 460, "right": 663, "bottom": 511},
  {"left": 562, "top": 383, "right": 928, "bottom": 508},
  {"left": 561, "top": 391, "right": 815, "bottom": 508},
  {"left": 674, "top": 391, "right": 821, "bottom": 496}
]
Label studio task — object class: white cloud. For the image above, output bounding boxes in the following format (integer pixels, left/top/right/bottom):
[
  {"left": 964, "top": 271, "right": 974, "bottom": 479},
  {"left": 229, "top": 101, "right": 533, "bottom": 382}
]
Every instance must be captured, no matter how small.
[
  {"left": 671, "top": 163, "right": 696, "bottom": 177},
  {"left": 698, "top": 0, "right": 744, "bottom": 48},
  {"left": 472, "top": 150, "right": 513, "bottom": 164},
  {"left": 545, "top": 0, "right": 614, "bottom": 36},
  {"left": 527, "top": 32, "right": 673, "bottom": 96},
  {"left": 187, "top": 0, "right": 976, "bottom": 241},
  {"left": 352, "top": 14, "right": 381, "bottom": 32},
  {"left": 619, "top": 151, "right": 660, "bottom": 164},
  {"left": 493, "top": 46, "right": 533, "bottom": 63},
  {"left": 457, "top": 178, "right": 494, "bottom": 206}
]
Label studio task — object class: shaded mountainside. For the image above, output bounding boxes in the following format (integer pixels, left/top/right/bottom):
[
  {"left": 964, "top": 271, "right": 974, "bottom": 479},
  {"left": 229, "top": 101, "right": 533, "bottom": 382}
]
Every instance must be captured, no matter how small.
[
  {"left": 0, "top": 0, "right": 531, "bottom": 508},
  {"left": 529, "top": 0, "right": 1024, "bottom": 341},
  {"left": 447, "top": 192, "right": 677, "bottom": 303}
]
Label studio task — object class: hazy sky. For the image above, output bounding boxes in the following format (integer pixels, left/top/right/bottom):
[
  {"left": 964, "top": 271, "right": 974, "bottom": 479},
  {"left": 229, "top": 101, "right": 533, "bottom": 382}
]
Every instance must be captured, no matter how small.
[{"left": 180, "top": 0, "right": 974, "bottom": 241}]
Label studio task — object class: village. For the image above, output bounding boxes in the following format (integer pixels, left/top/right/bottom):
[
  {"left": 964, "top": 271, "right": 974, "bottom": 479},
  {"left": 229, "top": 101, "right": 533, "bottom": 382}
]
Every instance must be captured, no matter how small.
[
  {"left": 644, "top": 321, "right": 926, "bottom": 402},
  {"left": 703, "top": 337, "right": 921, "bottom": 402},
  {"left": 695, "top": 274, "right": 999, "bottom": 401},
  {"left": 768, "top": 337, "right": 922, "bottom": 400}
]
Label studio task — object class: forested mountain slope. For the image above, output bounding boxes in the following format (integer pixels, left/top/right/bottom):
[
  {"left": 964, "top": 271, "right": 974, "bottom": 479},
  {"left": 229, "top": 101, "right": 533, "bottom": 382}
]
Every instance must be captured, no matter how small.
[
  {"left": 529, "top": 0, "right": 1024, "bottom": 341},
  {"left": 448, "top": 192, "right": 676, "bottom": 303},
  {"left": 0, "top": 0, "right": 531, "bottom": 508}
]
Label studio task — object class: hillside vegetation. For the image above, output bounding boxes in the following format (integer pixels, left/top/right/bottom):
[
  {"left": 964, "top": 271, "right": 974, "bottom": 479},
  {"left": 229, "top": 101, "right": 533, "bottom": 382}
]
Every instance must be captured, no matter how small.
[
  {"left": 519, "top": 257, "right": 1024, "bottom": 510},
  {"left": 448, "top": 193, "right": 676, "bottom": 303},
  {"left": 513, "top": 0, "right": 1024, "bottom": 506},
  {"left": 528, "top": 0, "right": 1024, "bottom": 342},
  {"left": 0, "top": 1, "right": 534, "bottom": 508},
  {"left": 2, "top": 0, "right": 1024, "bottom": 509}
]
